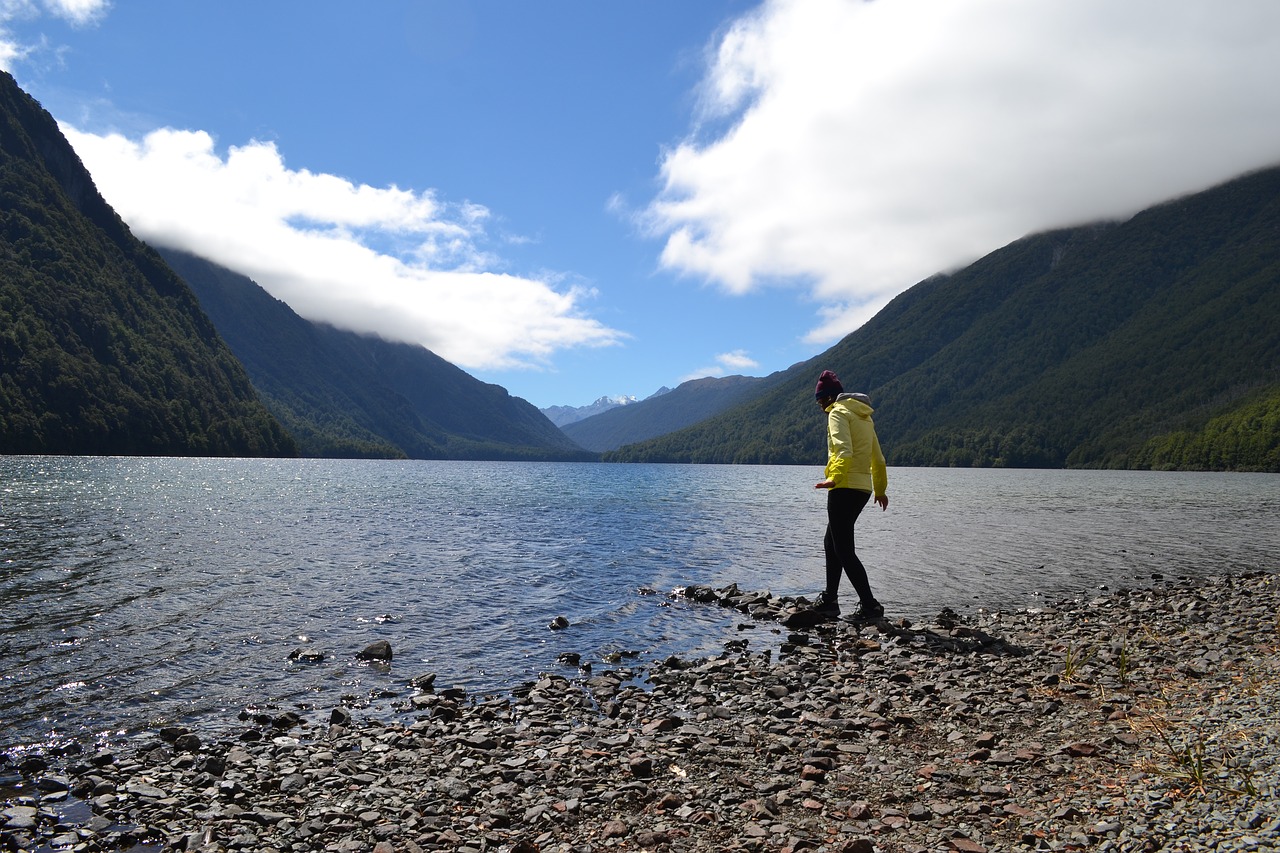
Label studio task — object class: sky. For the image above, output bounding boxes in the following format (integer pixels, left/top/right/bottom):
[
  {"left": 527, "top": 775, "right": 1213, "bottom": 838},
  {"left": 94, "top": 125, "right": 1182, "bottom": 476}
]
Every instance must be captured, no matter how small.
[{"left": 4, "top": 1, "right": 1280, "bottom": 409}]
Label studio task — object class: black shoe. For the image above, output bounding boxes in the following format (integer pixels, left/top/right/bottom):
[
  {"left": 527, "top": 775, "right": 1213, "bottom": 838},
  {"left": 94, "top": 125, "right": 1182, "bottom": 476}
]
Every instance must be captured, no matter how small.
[
  {"left": 813, "top": 591, "right": 840, "bottom": 617},
  {"left": 847, "top": 600, "right": 884, "bottom": 623}
]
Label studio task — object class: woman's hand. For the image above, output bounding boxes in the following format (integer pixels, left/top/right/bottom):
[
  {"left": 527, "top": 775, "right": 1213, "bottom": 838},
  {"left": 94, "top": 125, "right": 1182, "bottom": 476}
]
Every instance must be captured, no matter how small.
[{"left": 815, "top": 479, "right": 835, "bottom": 489}]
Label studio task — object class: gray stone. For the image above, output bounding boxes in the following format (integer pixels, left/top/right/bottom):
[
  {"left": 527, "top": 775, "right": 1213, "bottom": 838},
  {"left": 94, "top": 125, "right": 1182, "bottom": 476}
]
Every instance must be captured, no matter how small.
[{"left": 357, "top": 640, "right": 393, "bottom": 661}]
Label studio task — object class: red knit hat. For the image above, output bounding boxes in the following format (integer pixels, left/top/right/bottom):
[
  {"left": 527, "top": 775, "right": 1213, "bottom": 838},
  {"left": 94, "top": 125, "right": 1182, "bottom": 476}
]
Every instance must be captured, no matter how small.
[{"left": 814, "top": 370, "right": 843, "bottom": 399}]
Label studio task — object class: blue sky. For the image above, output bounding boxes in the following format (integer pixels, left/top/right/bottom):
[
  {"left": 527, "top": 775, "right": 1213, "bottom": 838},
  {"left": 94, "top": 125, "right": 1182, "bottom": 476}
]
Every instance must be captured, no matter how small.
[{"left": 5, "top": 1, "right": 1280, "bottom": 409}]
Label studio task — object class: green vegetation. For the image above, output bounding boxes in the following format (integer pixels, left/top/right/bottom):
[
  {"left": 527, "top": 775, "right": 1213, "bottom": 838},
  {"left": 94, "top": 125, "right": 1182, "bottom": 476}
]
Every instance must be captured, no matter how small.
[
  {"left": 159, "top": 248, "right": 595, "bottom": 461},
  {"left": 1060, "top": 643, "right": 1094, "bottom": 682},
  {"left": 1134, "top": 389, "right": 1280, "bottom": 471},
  {"left": 0, "top": 71, "right": 295, "bottom": 457},
  {"left": 607, "top": 166, "right": 1280, "bottom": 471}
]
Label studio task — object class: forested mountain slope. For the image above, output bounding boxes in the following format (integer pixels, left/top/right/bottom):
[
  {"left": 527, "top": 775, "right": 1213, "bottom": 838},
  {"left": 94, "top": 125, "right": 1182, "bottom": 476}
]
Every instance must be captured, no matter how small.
[
  {"left": 607, "top": 166, "right": 1280, "bottom": 471},
  {"left": 160, "top": 248, "right": 594, "bottom": 461},
  {"left": 0, "top": 71, "right": 294, "bottom": 456},
  {"left": 562, "top": 374, "right": 776, "bottom": 452}
]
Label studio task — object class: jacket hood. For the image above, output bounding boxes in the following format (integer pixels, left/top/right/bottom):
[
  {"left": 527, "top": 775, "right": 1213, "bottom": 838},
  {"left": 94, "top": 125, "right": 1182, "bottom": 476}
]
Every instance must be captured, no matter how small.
[{"left": 833, "top": 392, "right": 874, "bottom": 417}]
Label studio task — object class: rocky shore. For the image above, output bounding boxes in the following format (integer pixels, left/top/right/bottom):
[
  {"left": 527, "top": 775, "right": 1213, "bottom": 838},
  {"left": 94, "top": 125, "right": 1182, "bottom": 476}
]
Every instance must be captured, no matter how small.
[{"left": 4, "top": 571, "right": 1278, "bottom": 853}]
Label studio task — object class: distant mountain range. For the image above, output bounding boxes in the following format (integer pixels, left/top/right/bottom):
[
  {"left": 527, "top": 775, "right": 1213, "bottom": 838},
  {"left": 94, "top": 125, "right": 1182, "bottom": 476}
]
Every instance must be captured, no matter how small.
[
  {"left": 561, "top": 375, "right": 775, "bottom": 452},
  {"left": 603, "top": 165, "right": 1280, "bottom": 471},
  {"left": 159, "top": 248, "right": 594, "bottom": 461},
  {"left": 542, "top": 394, "right": 643, "bottom": 428}
]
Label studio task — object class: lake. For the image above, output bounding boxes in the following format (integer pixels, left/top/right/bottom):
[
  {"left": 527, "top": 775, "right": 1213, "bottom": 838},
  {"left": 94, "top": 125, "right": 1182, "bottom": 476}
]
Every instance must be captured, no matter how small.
[{"left": 1, "top": 457, "right": 1276, "bottom": 753}]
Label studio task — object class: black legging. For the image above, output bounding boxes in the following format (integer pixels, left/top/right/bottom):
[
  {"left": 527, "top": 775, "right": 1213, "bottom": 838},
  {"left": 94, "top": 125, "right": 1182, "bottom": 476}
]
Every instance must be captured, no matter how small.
[{"left": 824, "top": 487, "right": 876, "bottom": 605}]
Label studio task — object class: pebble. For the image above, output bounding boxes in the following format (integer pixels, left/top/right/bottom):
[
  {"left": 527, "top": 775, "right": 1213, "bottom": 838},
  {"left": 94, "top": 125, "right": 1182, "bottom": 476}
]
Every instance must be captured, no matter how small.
[{"left": 2, "top": 571, "right": 1278, "bottom": 852}]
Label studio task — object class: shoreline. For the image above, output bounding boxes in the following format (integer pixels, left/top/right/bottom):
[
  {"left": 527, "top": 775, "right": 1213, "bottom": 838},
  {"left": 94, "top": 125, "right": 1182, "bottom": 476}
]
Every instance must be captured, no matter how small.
[{"left": 3, "top": 571, "right": 1278, "bottom": 852}]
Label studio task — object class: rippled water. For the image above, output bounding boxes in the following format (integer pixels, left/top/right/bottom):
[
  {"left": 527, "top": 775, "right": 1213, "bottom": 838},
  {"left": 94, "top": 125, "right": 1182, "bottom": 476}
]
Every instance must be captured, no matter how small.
[{"left": 1, "top": 457, "right": 1276, "bottom": 752}]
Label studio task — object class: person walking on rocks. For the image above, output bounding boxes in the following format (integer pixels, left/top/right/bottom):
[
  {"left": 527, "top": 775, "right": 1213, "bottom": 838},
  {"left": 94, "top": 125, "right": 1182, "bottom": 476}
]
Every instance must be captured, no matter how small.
[{"left": 811, "top": 369, "right": 888, "bottom": 622}]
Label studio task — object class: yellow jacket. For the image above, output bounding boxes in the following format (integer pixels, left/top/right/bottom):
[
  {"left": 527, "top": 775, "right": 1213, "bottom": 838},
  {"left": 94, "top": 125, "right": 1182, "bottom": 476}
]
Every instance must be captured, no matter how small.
[{"left": 824, "top": 394, "right": 887, "bottom": 496}]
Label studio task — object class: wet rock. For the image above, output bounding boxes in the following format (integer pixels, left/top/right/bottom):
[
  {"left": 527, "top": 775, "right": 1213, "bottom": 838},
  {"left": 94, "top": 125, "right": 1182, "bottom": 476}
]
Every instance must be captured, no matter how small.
[
  {"left": 272, "top": 710, "right": 304, "bottom": 729},
  {"left": 174, "top": 733, "right": 202, "bottom": 753},
  {"left": 357, "top": 640, "right": 393, "bottom": 661},
  {"left": 17, "top": 757, "right": 48, "bottom": 776}
]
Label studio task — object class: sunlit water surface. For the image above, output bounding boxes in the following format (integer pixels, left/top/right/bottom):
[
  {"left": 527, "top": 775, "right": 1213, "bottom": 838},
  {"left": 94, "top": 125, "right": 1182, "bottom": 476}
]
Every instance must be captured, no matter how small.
[{"left": 1, "top": 457, "right": 1275, "bottom": 751}]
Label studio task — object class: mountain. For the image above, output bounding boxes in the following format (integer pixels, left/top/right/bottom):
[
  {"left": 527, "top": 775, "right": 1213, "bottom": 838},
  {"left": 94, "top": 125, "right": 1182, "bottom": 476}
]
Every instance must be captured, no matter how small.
[
  {"left": 158, "top": 248, "right": 595, "bottom": 461},
  {"left": 0, "top": 71, "right": 295, "bottom": 457},
  {"left": 605, "top": 165, "right": 1280, "bottom": 471},
  {"left": 562, "top": 375, "right": 775, "bottom": 452},
  {"left": 542, "top": 395, "right": 639, "bottom": 428}
]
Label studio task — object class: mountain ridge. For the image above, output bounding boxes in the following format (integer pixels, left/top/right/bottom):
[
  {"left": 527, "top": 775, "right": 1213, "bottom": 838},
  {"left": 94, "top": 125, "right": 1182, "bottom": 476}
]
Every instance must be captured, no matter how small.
[
  {"left": 604, "top": 165, "right": 1280, "bottom": 471},
  {"left": 562, "top": 374, "right": 780, "bottom": 452},
  {"left": 158, "top": 247, "right": 594, "bottom": 461},
  {"left": 0, "top": 70, "right": 295, "bottom": 457},
  {"left": 542, "top": 395, "right": 640, "bottom": 428}
]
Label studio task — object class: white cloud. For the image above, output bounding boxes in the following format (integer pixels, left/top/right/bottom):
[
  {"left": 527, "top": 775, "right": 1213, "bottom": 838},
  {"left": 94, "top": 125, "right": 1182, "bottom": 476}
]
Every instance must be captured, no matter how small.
[
  {"left": 44, "top": 0, "right": 108, "bottom": 27},
  {"left": 681, "top": 348, "right": 761, "bottom": 382},
  {"left": 0, "top": 38, "right": 21, "bottom": 71},
  {"left": 0, "top": 0, "right": 107, "bottom": 70},
  {"left": 0, "top": 1, "right": 35, "bottom": 70},
  {"left": 62, "top": 126, "right": 622, "bottom": 370},
  {"left": 648, "top": 0, "right": 1280, "bottom": 346},
  {"left": 717, "top": 349, "right": 759, "bottom": 371}
]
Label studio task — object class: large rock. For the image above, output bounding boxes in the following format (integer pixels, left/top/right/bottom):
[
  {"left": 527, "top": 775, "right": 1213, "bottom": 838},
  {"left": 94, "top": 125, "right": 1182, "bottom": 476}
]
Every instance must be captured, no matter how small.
[{"left": 357, "top": 641, "right": 393, "bottom": 661}]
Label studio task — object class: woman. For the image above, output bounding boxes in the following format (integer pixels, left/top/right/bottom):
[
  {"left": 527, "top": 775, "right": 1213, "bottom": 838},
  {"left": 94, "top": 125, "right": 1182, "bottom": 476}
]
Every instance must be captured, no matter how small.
[{"left": 811, "top": 369, "right": 888, "bottom": 622}]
